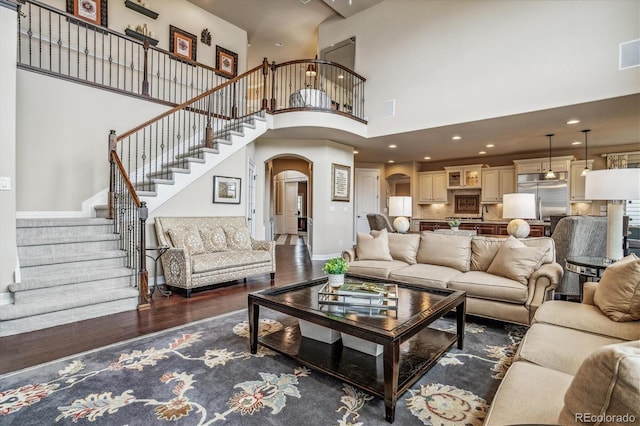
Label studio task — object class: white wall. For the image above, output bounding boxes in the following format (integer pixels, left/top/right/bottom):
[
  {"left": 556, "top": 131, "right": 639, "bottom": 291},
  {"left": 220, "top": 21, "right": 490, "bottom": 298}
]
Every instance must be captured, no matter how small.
[
  {"left": 254, "top": 138, "right": 354, "bottom": 259},
  {"left": 37, "top": 0, "right": 247, "bottom": 72},
  {"left": 16, "top": 70, "right": 170, "bottom": 213},
  {"left": 319, "top": 0, "right": 640, "bottom": 138},
  {"left": 0, "top": 3, "right": 18, "bottom": 296}
]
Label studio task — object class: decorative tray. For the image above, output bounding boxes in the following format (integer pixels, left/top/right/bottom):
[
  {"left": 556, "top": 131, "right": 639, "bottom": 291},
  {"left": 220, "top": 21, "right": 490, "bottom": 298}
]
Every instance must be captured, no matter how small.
[{"left": 318, "top": 281, "right": 399, "bottom": 309}]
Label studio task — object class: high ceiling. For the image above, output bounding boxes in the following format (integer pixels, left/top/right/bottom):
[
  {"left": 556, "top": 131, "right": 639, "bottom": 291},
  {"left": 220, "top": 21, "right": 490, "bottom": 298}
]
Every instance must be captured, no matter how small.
[{"left": 187, "top": 0, "right": 640, "bottom": 164}]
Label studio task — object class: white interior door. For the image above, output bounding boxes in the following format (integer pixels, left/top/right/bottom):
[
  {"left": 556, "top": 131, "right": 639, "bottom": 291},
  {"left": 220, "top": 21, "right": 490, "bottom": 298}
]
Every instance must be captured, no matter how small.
[
  {"left": 247, "top": 160, "right": 256, "bottom": 236},
  {"left": 355, "top": 168, "right": 380, "bottom": 235},
  {"left": 285, "top": 181, "right": 299, "bottom": 234}
]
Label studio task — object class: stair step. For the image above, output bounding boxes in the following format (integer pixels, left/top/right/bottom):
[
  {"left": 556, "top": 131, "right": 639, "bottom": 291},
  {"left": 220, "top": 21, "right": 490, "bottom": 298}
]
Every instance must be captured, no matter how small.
[
  {"left": 17, "top": 218, "right": 113, "bottom": 238},
  {"left": 18, "top": 232, "right": 120, "bottom": 246},
  {"left": 0, "top": 289, "right": 139, "bottom": 336},
  {"left": 18, "top": 236, "right": 121, "bottom": 258},
  {"left": 13, "top": 274, "right": 136, "bottom": 303},
  {"left": 146, "top": 167, "right": 190, "bottom": 180},
  {"left": 20, "top": 250, "right": 128, "bottom": 278},
  {"left": 176, "top": 147, "right": 220, "bottom": 160},
  {"left": 10, "top": 267, "right": 135, "bottom": 292}
]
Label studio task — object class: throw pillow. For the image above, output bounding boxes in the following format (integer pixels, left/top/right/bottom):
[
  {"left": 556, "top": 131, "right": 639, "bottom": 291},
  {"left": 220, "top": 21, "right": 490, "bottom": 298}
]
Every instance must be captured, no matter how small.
[
  {"left": 356, "top": 228, "right": 393, "bottom": 261},
  {"left": 370, "top": 230, "right": 420, "bottom": 264},
  {"left": 199, "top": 226, "right": 228, "bottom": 252},
  {"left": 167, "top": 226, "right": 206, "bottom": 255},
  {"left": 223, "top": 226, "right": 253, "bottom": 251},
  {"left": 486, "top": 236, "right": 548, "bottom": 285},
  {"left": 593, "top": 254, "right": 640, "bottom": 322},
  {"left": 470, "top": 236, "right": 504, "bottom": 271},
  {"left": 558, "top": 341, "right": 640, "bottom": 425},
  {"left": 416, "top": 232, "right": 472, "bottom": 272}
]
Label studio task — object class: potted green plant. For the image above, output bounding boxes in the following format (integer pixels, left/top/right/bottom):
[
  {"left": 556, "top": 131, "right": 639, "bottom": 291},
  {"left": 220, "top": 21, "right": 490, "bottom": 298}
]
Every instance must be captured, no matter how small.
[
  {"left": 323, "top": 257, "right": 349, "bottom": 288},
  {"left": 447, "top": 219, "right": 460, "bottom": 232}
]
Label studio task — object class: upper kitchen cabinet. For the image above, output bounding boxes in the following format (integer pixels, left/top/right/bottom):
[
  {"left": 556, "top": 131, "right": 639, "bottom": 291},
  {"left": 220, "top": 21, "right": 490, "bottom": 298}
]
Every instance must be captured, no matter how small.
[
  {"left": 481, "top": 166, "right": 515, "bottom": 203},
  {"left": 570, "top": 160, "right": 594, "bottom": 202},
  {"left": 418, "top": 171, "right": 448, "bottom": 203},
  {"left": 444, "top": 164, "right": 486, "bottom": 189},
  {"left": 514, "top": 156, "right": 573, "bottom": 175}
]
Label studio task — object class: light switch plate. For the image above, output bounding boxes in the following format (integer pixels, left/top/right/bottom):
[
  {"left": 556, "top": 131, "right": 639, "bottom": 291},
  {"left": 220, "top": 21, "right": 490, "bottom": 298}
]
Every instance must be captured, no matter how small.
[{"left": 0, "top": 176, "right": 10, "bottom": 191}]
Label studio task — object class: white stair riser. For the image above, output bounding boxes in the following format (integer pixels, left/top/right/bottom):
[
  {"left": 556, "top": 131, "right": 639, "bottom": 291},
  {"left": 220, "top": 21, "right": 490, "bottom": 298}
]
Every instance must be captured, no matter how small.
[{"left": 20, "top": 256, "right": 128, "bottom": 278}]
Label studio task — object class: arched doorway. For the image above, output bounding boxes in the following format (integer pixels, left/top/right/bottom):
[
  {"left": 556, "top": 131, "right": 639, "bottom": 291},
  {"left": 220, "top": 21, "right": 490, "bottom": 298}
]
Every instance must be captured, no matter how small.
[{"left": 266, "top": 155, "right": 313, "bottom": 252}]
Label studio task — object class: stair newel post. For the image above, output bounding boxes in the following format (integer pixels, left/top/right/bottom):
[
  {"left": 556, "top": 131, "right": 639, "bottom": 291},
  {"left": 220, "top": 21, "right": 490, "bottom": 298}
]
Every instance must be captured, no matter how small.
[
  {"left": 261, "top": 57, "right": 269, "bottom": 111},
  {"left": 108, "top": 130, "right": 117, "bottom": 222},
  {"left": 141, "top": 39, "right": 150, "bottom": 97},
  {"left": 205, "top": 94, "right": 214, "bottom": 149},
  {"left": 231, "top": 81, "right": 238, "bottom": 119},
  {"left": 138, "top": 201, "right": 150, "bottom": 309},
  {"left": 270, "top": 61, "right": 277, "bottom": 111}
]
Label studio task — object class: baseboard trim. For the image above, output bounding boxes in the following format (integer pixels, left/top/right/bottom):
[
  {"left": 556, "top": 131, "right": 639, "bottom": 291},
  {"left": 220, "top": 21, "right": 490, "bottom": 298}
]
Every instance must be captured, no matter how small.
[{"left": 0, "top": 292, "right": 14, "bottom": 306}]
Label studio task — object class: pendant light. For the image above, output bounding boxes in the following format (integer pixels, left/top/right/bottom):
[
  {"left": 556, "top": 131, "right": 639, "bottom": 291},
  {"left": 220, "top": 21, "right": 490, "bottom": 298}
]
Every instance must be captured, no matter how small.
[
  {"left": 581, "top": 129, "right": 590, "bottom": 176},
  {"left": 545, "top": 133, "right": 556, "bottom": 179}
]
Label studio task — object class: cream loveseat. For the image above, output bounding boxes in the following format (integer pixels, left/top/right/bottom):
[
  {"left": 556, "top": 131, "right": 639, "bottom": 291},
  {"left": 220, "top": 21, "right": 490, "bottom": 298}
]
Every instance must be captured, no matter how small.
[
  {"left": 341, "top": 229, "right": 563, "bottom": 325},
  {"left": 485, "top": 254, "right": 640, "bottom": 425},
  {"left": 154, "top": 216, "right": 275, "bottom": 297}
]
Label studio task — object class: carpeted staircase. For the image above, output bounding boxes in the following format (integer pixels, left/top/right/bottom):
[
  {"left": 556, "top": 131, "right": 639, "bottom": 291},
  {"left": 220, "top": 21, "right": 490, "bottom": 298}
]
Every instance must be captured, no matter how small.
[{"left": 0, "top": 218, "right": 139, "bottom": 337}]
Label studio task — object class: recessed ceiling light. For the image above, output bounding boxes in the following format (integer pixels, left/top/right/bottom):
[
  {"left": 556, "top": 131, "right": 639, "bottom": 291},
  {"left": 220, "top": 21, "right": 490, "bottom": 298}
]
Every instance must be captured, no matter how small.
[
  {"left": 275, "top": 42, "right": 284, "bottom": 47},
  {"left": 353, "top": 150, "right": 359, "bottom": 154},
  {"left": 486, "top": 144, "right": 495, "bottom": 148},
  {"left": 247, "top": 43, "right": 251, "bottom": 47},
  {"left": 388, "top": 160, "right": 395, "bottom": 163},
  {"left": 389, "top": 144, "right": 397, "bottom": 148},
  {"left": 567, "top": 119, "right": 580, "bottom": 125},
  {"left": 452, "top": 135, "right": 462, "bottom": 140},
  {"left": 479, "top": 151, "right": 487, "bottom": 155},
  {"left": 571, "top": 141, "right": 582, "bottom": 145},
  {"left": 338, "top": 75, "right": 344, "bottom": 79},
  {"left": 424, "top": 156, "right": 431, "bottom": 160}
]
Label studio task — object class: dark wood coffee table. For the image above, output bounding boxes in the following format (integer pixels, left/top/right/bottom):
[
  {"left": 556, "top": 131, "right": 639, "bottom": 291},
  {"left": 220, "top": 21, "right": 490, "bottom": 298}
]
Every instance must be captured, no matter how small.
[{"left": 248, "top": 276, "right": 466, "bottom": 423}]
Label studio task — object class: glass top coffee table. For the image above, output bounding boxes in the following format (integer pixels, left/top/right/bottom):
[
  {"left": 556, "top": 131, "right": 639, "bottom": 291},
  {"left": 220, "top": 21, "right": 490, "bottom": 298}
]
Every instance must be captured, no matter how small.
[{"left": 248, "top": 275, "right": 466, "bottom": 423}]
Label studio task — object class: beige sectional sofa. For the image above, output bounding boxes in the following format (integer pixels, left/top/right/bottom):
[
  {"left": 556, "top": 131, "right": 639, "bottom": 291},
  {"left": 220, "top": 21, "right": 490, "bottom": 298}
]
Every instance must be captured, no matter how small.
[
  {"left": 154, "top": 216, "right": 275, "bottom": 297},
  {"left": 341, "top": 229, "right": 563, "bottom": 325},
  {"left": 485, "top": 253, "right": 640, "bottom": 425}
]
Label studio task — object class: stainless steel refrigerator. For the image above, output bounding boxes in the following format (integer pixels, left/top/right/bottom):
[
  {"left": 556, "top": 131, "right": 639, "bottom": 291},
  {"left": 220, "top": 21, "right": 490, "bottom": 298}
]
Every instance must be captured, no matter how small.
[{"left": 517, "top": 172, "right": 570, "bottom": 221}]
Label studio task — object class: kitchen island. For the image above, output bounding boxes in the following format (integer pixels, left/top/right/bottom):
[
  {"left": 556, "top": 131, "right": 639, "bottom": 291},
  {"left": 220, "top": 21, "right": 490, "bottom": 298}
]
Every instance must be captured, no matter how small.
[{"left": 413, "top": 219, "right": 549, "bottom": 237}]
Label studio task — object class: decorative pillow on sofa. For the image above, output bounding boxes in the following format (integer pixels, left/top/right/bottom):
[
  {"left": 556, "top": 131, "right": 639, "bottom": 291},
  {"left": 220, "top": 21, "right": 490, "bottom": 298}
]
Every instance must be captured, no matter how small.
[
  {"left": 416, "top": 232, "right": 472, "bottom": 272},
  {"left": 168, "top": 226, "right": 207, "bottom": 255},
  {"left": 486, "top": 236, "right": 548, "bottom": 285},
  {"left": 470, "top": 236, "right": 504, "bottom": 271},
  {"left": 370, "top": 230, "right": 420, "bottom": 264},
  {"left": 199, "top": 226, "right": 228, "bottom": 252},
  {"left": 223, "top": 226, "right": 252, "bottom": 251},
  {"left": 558, "top": 341, "right": 640, "bottom": 425},
  {"left": 593, "top": 254, "right": 640, "bottom": 322},
  {"left": 356, "top": 229, "right": 393, "bottom": 261}
]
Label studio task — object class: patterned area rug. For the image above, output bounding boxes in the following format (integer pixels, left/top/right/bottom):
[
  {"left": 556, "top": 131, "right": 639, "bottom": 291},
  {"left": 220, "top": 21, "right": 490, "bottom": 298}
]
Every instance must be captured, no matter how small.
[{"left": 0, "top": 309, "right": 526, "bottom": 425}]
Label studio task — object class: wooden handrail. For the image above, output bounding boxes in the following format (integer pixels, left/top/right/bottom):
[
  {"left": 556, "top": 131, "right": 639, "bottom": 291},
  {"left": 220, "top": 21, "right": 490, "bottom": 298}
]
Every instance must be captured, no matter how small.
[
  {"left": 110, "top": 150, "right": 142, "bottom": 207},
  {"left": 116, "top": 62, "right": 264, "bottom": 141}
]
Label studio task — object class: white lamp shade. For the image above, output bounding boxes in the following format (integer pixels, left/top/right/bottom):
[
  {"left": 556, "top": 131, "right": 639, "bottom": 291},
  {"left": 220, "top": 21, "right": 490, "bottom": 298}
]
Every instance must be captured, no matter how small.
[
  {"left": 502, "top": 193, "right": 536, "bottom": 219},
  {"left": 585, "top": 169, "right": 640, "bottom": 200},
  {"left": 389, "top": 196, "right": 412, "bottom": 217}
]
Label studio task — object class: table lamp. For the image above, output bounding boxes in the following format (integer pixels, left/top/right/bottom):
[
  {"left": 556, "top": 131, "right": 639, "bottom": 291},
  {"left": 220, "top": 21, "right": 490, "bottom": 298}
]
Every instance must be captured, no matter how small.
[
  {"left": 389, "top": 196, "right": 412, "bottom": 233},
  {"left": 585, "top": 168, "right": 640, "bottom": 261},
  {"left": 502, "top": 193, "right": 536, "bottom": 238}
]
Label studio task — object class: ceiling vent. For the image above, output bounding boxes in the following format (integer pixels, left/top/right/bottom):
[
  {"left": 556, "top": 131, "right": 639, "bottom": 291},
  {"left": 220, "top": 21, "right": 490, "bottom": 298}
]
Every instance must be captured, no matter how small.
[{"left": 620, "top": 39, "right": 640, "bottom": 70}]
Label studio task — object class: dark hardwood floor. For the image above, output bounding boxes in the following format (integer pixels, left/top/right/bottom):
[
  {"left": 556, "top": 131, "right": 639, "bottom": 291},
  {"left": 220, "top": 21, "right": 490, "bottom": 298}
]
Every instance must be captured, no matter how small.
[{"left": 0, "top": 234, "right": 324, "bottom": 375}]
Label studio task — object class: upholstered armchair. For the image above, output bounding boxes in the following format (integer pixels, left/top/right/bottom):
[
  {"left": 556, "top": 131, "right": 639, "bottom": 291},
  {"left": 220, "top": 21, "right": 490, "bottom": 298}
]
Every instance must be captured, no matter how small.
[
  {"left": 550, "top": 216, "right": 607, "bottom": 296},
  {"left": 366, "top": 213, "right": 394, "bottom": 233}
]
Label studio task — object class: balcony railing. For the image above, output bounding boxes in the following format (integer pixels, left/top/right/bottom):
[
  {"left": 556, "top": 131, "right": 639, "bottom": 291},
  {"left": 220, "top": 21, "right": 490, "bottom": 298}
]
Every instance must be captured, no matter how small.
[{"left": 17, "top": 0, "right": 229, "bottom": 105}]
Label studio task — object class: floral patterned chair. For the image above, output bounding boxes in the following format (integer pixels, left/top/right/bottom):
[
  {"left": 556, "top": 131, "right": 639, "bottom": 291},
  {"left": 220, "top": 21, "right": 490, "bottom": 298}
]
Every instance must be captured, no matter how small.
[{"left": 154, "top": 216, "right": 275, "bottom": 297}]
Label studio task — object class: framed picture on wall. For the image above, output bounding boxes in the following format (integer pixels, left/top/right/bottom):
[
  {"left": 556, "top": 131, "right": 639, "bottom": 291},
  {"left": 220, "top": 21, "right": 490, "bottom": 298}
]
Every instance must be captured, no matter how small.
[
  {"left": 66, "top": 0, "right": 108, "bottom": 27},
  {"left": 213, "top": 176, "right": 241, "bottom": 204},
  {"left": 331, "top": 163, "right": 351, "bottom": 202},
  {"left": 170, "top": 25, "right": 197, "bottom": 62},
  {"left": 216, "top": 46, "right": 238, "bottom": 77}
]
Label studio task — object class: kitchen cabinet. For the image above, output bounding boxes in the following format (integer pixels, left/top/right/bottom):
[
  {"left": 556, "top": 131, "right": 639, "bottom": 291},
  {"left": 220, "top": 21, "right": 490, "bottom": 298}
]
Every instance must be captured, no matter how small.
[
  {"left": 418, "top": 171, "right": 448, "bottom": 203},
  {"left": 570, "top": 160, "right": 594, "bottom": 202},
  {"left": 481, "top": 166, "right": 515, "bottom": 203},
  {"left": 444, "top": 164, "right": 486, "bottom": 189},
  {"left": 513, "top": 156, "right": 573, "bottom": 175},
  {"left": 419, "top": 221, "right": 447, "bottom": 232},
  {"left": 419, "top": 221, "right": 545, "bottom": 237}
]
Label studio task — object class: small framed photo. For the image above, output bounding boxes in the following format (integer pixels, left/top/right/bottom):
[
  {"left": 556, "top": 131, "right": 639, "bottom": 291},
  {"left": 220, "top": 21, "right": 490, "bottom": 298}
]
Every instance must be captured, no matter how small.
[
  {"left": 170, "top": 25, "right": 197, "bottom": 62},
  {"left": 66, "top": 0, "right": 108, "bottom": 27},
  {"left": 216, "top": 46, "right": 238, "bottom": 77},
  {"left": 213, "top": 176, "right": 241, "bottom": 204},
  {"left": 331, "top": 163, "right": 351, "bottom": 202}
]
